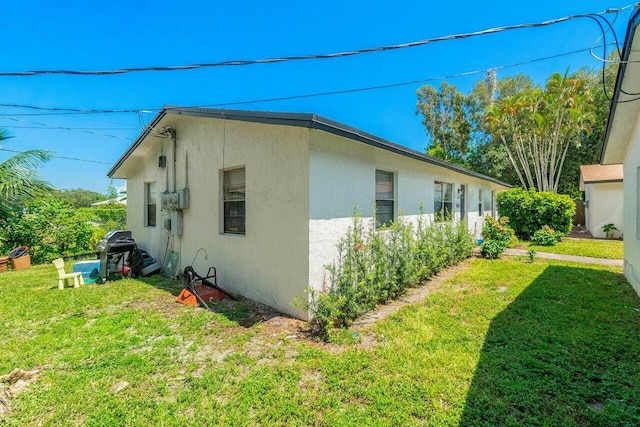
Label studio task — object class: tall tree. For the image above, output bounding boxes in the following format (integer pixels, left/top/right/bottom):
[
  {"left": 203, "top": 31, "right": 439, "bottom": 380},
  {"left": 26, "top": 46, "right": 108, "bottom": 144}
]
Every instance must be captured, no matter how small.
[
  {"left": 486, "top": 72, "right": 595, "bottom": 192},
  {"left": 53, "top": 188, "right": 106, "bottom": 208},
  {"left": 416, "top": 82, "right": 476, "bottom": 164},
  {"left": 0, "top": 130, "right": 52, "bottom": 220}
]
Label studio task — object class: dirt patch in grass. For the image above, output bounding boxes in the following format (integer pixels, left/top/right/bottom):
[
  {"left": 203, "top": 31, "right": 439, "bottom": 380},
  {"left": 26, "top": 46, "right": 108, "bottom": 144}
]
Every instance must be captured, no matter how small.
[
  {"left": 126, "top": 260, "right": 473, "bottom": 355},
  {"left": 0, "top": 366, "right": 51, "bottom": 415}
]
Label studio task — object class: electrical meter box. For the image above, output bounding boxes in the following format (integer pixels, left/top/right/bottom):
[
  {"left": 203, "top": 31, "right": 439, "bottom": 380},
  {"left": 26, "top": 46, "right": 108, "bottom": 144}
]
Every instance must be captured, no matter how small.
[{"left": 161, "top": 192, "right": 179, "bottom": 211}]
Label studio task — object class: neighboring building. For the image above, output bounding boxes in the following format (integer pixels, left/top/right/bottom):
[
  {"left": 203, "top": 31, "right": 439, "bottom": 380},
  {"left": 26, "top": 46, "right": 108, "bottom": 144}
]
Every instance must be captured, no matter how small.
[
  {"left": 90, "top": 196, "right": 127, "bottom": 207},
  {"left": 579, "top": 164, "right": 623, "bottom": 238},
  {"left": 108, "top": 107, "right": 510, "bottom": 318},
  {"left": 601, "top": 7, "right": 640, "bottom": 297}
]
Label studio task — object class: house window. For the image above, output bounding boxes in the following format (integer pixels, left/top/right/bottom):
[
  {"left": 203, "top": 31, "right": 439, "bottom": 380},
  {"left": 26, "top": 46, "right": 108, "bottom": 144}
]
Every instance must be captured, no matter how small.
[
  {"left": 145, "top": 182, "right": 156, "bottom": 227},
  {"left": 434, "top": 181, "right": 453, "bottom": 220},
  {"left": 223, "top": 168, "right": 246, "bottom": 235},
  {"left": 479, "top": 188, "right": 484, "bottom": 216},
  {"left": 375, "top": 170, "right": 394, "bottom": 227}
]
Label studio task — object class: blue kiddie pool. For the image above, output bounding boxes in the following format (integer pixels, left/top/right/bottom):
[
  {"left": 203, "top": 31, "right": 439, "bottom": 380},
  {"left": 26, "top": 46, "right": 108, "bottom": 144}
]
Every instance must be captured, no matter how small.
[{"left": 73, "top": 260, "right": 100, "bottom": 284}]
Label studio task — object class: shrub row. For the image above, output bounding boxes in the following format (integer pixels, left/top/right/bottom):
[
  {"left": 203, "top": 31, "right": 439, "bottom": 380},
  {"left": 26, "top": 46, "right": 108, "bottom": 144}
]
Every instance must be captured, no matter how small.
[{"left": 307, "top": 214, "right": 474, "bottom": 338}]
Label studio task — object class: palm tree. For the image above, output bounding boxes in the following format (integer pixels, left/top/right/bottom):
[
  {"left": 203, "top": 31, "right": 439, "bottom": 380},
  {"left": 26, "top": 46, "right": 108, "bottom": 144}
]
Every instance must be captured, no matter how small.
[{"left": 0, "top": 129, "right": 52, "bottom": 220}]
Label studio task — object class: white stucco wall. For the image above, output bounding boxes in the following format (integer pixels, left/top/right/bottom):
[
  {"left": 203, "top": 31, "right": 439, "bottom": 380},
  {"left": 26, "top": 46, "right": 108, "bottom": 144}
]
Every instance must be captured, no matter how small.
[
  {"left": 622, "top": 113, "right": 640, "bottom": 297},
  {"left": 122, "top": 116, "right": 507, "bottom": 319},
  {"left": 584, "top": 182, "right": 623, "bottom": 238},
  {"left": 307, "top": 130, "right": 505, "bottom": 295},
  {"left": 124, "top": 115, "right": 310, "bottom": 318}
]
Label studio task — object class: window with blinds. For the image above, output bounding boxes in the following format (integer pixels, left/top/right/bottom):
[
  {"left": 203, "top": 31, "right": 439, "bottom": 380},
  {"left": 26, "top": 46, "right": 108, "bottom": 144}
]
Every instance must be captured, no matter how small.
[
  {"left": 223, "top": 168, "right": 246, "bottom": 235},
  {"left": 145, "top": 182, "right": 156, "bottom": 227},
  {"left": 375, "top": 170, "right": 394, "bottom": 228},
  {"left": 434, "top": 181, "right": 453, "bottom": 220}
]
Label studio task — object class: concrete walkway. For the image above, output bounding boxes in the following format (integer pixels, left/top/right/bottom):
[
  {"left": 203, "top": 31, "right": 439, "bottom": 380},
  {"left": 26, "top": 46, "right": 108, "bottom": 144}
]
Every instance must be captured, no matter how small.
[{"left": 504, "top": 248, "right": 624, "bottom": 267}]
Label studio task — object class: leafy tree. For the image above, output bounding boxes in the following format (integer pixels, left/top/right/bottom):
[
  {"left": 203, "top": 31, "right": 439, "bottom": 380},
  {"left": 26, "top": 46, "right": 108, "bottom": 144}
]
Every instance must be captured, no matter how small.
[
  {"left": 416, "top": 68, "right": 613, "bottom": 196},
  {"left": 106, "top": 183, "right": 119, "bottom": 200},
  {"left": 1, "top": 198, "right": 94, "bottom": 263},
  {"left": 0, "top": 130, "right": 52, "bottom": 221},
  {"left": 486, "top": 71, "right": 595, "bottom": 192},
  {"left": 416, "top": 82, "right": 477, "bottom": 164},
  {"left": 53, "top": 188, "right": 106, "bottom": 208}
]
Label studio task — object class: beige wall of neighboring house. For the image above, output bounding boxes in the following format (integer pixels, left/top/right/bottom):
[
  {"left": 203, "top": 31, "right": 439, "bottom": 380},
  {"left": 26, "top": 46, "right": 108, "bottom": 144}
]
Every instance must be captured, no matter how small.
[
  {"left": 110, "top": 107, "right": 510, "bottom": 319},
  {"left": 584, "top": 181, "right": 623, "bottom": 238}
]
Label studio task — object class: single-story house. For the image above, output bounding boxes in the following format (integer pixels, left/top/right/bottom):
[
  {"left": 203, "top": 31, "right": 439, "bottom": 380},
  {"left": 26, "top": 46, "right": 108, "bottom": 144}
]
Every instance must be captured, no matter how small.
[
  {"left": 108, "top": 107, "right": 510, "bottom": 318},
  {"left": 579, "top": 164, "right": 623, "bottom": 238},
  {"left": 601, "top": 7, "right": 640, "bottom": 297}
]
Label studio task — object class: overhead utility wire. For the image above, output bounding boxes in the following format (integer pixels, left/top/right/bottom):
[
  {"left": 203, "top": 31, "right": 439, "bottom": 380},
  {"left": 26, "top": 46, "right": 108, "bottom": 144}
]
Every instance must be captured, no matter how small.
[
  {"left": 0, "top": 5, "right": 633, "bottom": 77},
  {"left": 0, "top": 44, "right": 619, "bottom": 117},
  {"left": 0, "top": 116, "right": 132, "bottom": 140},
  {"left": 0, "top": 147, "right": 112, "bottom": 164},
  {"left": 1, "top": 125, "right": 137, "bottom": 130},
  {"left": 199, "top": 46, "right": 616, "bottom": 108}
]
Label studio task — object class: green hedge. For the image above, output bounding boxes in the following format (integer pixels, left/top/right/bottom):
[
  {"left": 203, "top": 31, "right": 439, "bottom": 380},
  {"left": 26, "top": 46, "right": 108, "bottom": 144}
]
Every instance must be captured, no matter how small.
[
  {"left": 496, "top": 188, "right": 575, "bottom": 239},
  {"left": 305, "top": 214, "right": 474, "bottom": 339}
]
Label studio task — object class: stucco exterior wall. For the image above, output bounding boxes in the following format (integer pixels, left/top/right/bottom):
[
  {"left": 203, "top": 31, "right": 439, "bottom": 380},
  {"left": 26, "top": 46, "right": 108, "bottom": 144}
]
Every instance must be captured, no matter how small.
[
  {"left": 125, "top": 116, "right": 310, "bottom": 318},
  {"left": 123, "top": 139, "right": 166, "bottom": 259},
  {"left": 622, "top": 112, "right": 640, "bottom": 297},
  {"left": 307, "top": 130, "right": 503, "bottom": 294},
  {"left": 585, "top": 182, "right": 623, "bottom": 238}
]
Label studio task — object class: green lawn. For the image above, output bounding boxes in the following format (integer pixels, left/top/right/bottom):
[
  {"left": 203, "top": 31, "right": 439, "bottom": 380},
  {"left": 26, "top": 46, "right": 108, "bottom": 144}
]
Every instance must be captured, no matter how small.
[
  {"left": 0, "top": 258, "right": 638, "bottom": 425},
  {"left": 525, "top": 237, "right": 624, "bottom": 259}
]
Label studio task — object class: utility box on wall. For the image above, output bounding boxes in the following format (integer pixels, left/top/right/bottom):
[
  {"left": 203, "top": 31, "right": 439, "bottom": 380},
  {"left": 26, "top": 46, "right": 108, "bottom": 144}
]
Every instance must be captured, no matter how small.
[
  {"left": 178, "top": 188, "right": 189, "bottom": 209},
  {"left": 161, "top": 192, "right": 179, "bottom": 211},
  {"left": 170, "top": 211, "right": 183, "bottom": 235}
]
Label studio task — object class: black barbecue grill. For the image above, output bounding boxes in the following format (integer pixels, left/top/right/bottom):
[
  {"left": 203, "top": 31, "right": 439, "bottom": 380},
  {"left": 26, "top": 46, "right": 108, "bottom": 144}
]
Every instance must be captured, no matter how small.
[{"left": 95, "top": 230, "right": 141, "bottom": 283}]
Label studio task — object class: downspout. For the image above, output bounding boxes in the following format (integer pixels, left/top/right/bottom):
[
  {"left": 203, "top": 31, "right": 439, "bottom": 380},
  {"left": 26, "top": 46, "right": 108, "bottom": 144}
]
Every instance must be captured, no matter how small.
[{"left": 172, "top": 127, "right": 177, "bottom": 193}]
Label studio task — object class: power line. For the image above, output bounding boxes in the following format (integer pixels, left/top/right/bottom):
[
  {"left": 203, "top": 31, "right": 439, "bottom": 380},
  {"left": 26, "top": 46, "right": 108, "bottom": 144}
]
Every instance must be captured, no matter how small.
[
  {"left": 0, "top": 116, "right": 133, "bottom": 140},
  {"left": 1, "top": 125, "right": 138, "bottom": 130},
  {"left": 0, "top": 43, "right": 620, "bottom": 118},
  {"left": 0, "top": 148, "right": 112, "bottom": 164},
  {"left": 202, "top": 45, "right": 616, "bottom": 108},
  {"left": 0, "top": 5, "right": 633, "bottom": 77}
]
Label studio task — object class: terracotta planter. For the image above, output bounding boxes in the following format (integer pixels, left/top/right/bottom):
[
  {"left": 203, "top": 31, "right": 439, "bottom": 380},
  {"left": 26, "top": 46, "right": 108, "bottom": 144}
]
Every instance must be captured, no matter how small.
[{"left": 10, "top": 254, "right": 31, "bottom": 270}]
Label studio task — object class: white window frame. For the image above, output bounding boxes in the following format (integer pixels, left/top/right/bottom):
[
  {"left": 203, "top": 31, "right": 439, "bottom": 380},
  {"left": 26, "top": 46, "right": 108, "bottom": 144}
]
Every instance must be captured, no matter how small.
[
  {"left": 479, "top": 188, "right": 484, "bottom": 217},
  {"left": 434, "top": 181, "right": 454, "bottom": 221},
  {"left": 145, "top": 182, "right": 156, "bottom": 227},
  {"left": 375, "top": 170, "right": 395, "bottom": 228},
  {"left": 222, "top": 167, "right": 246, "bottom": 235}
]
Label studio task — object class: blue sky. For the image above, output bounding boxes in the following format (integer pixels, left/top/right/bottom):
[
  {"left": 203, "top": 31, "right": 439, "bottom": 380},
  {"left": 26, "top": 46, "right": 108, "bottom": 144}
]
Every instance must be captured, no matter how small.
[{"left": 0, "top": 1, "right": 634, "bottom": 194}]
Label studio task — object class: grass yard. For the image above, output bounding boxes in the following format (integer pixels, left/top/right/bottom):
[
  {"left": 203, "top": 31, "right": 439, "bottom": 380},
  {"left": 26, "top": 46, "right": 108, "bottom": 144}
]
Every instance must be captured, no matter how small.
[
  {"left": 524, "top": 237, "right": 624, "bottom": 259},
  {"left": 0, "top": 258, "right": 638, "bottom": 425}
]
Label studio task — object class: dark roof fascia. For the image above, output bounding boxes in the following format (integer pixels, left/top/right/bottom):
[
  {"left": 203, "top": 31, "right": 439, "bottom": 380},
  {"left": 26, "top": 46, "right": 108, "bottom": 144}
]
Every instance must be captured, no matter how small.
[
  {"left": 601, "top": 7, "right": 640, "bottom": 163},
  {"left": 582, "top": 178, "right": 623, "bottom": 185},
  {"left": 109, "top": 106, "right": 512, "bottom": 187},
  {"left": 107, "top": 109, "right": 168, "bottom": 177}
]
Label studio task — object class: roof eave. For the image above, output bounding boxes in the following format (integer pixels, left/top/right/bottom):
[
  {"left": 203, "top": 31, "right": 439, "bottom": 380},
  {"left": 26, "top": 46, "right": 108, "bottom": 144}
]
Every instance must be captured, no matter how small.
[
  {"left": 108, "top": 106, "right": 512, "bottom": 188},
  {"left": 601, "top": 7, "right": 640, "bottom": 164}
]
